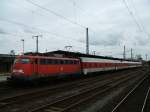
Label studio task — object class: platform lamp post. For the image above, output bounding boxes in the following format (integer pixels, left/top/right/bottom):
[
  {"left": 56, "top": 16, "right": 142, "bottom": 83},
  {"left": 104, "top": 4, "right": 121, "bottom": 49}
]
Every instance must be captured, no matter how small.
[{"left": 21, "top": 39, "right": 24, "bottom": 55}]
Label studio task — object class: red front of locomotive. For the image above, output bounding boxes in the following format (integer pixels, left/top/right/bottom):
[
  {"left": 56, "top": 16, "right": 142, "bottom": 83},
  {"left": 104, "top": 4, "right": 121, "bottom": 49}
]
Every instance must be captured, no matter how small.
[{"left": 11, "top": 56, "right": 34, "bottom": 80}]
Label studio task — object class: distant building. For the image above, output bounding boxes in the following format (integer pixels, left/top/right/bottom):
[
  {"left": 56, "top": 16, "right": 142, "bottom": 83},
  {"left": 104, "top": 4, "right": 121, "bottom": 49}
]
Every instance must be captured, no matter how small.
[{"left": 0, "top": 54, "right": 15, "bottom": 73}]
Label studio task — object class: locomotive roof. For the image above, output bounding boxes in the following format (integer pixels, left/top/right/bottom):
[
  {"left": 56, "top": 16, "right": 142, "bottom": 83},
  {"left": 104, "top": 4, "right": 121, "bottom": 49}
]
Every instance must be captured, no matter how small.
[{"left": 16, "top": 55, "right": 79, "bottom": 60}]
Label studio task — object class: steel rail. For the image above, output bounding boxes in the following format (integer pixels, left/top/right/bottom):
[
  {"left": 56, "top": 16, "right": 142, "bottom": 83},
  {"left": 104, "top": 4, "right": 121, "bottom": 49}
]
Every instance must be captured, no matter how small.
[
  {"left": 141, "top": 86, "right": 150, "bottom": 112},
  {"left": 111, "top": 73, "right": 149, "bottom": 112}
]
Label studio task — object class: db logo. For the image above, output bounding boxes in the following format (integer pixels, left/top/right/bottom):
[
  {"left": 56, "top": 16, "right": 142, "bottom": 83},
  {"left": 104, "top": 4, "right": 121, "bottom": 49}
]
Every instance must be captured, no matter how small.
[{"left": 60, "top": 67, "right": 63, "bottom": 71}]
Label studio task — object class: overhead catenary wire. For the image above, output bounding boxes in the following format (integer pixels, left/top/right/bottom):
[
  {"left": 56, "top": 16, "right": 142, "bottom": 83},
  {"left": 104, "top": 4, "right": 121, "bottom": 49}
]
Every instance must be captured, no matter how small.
[
  {"left": 121, "top": 0, "right": 149, "bottom": 59},
  {"left": 0, "top": 17, "right": 78, "bottom": 40},
  {"left": 25, "top": 0, "right": 111, "bottom": 48},
  {"left": 66, "top": 0, "right": 108, "bottom": 33},
  {"left": 25, "top": 0, "right": 86, "bottom": 29},
  {"left": 122, "top": 0, "right": 143, "bottom": 32},
  {"left": 129, "top": 0, "right": 150, "bottom": 37},
  {"left": 25, "top": 0, "right": 101, "bottom": 42},
  {"left": 0, "top": 17, "right": 87, "bottom": 54}
]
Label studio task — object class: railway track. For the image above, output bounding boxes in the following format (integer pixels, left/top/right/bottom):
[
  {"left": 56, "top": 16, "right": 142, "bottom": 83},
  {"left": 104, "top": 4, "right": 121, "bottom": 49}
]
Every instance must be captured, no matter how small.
[
  {"left": 0, "top": 69, "right": 139, "bottom": 112},
  {"left": 111, "top": 71, "right": 150, "bottom": 112},
  {"left": 0, "top": 68, "right": 136, "bottom": 99},
  {"left": 0, "top": 70, "right": 146, "bottom": 112},
  {"left": 0, "top": 68, "right": 141, "bottom": 100},
  {"left": 0, "top": 68, "right": 147, "bottom": 112},
  {"left": 30, "top": 69, "right": 145, "bottom": 112}
]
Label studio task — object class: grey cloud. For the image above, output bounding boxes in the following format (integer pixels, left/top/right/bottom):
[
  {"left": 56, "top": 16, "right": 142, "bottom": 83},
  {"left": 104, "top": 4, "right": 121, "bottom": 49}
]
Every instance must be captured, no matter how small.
[
  {"left": 23, "top": 27, "right": 36, "bottom": 34},
  {"left": 78, "top": 32, "right": 121, "bottom": 46},
  {"left": 0, "top": 28, "right": 9, "bottom": 35},
  {"left": 91, "top": 36, "right": 121, "bottom": 46},
  {"left": 0, "top": 0, "right": 150, "bottom": 59},
  {"left": 136, "top": 36, "right": 149, "bottom": 46}
]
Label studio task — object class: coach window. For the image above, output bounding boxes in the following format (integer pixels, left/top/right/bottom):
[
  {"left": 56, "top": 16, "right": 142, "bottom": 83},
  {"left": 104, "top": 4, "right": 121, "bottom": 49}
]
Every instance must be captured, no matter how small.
[
  {"left": 60, "top": 60, "right": 63, "bottom": 64},
  {"left": 74, "top": 61, "right": 77, "bottom": 64},
  {"left": 40, "top": 59, "right": 46, "bottom": 64},
  {"left": 53, "top": 59, "right": 57, "bottom": 64},
  {"left": 68, "top": 60, "right": 71, "bottom": 64},
  {"left": 73, "top": 60, "right": 75, "bottom": 64},
  {"left": 71, "top": 60, "right": 74, "bottom": 64},
  {"left": 47, "top": 59, "right": 52, "bottom": 64},
  {"left": 66, "top": 60, "right": 69, "bottom": 64},
  {"left": 66, "top": 60, "right": 70, "bottom": 64},
  {"left": 72, "top": 60, "right": 74, "bottom": 64},
  {"left": 49, "top": 59, "right": 52, "bottom": 64},
  {"left": 69, "top": 60, "right": 72, "bottom": 64},
  {"left": 52, "top": 60, "right": 55, "bottom": 64},
  {"left": 52, "top": 60, "right": 54, "bottom": 64},
  {"left": 58, "top": 60, "right": 61, "bottom": 64},
  {"left": 53, "top": 60, "right": 58, "bottom": 64},
  {"left": 64, "top": 60, "right": 67, "bottom": 64}
]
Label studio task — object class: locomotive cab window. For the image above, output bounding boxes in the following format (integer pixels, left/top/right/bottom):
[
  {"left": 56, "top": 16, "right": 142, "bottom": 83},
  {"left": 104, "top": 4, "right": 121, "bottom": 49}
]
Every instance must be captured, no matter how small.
[{"left": 14, "top": 58, "right": 30, "bottom": 64}]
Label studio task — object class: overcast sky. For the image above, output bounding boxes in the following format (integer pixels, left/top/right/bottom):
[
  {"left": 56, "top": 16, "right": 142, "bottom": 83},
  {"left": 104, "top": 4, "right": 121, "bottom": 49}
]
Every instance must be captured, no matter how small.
[{"left": 0, "top": 0, "right": 150, "bottom": 59}]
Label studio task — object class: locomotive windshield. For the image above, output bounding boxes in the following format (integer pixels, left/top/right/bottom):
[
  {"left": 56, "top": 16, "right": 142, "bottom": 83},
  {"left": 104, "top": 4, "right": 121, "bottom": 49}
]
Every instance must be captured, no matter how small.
[{"left": 14, "top": 58, "right": 30, "bottom": 64}]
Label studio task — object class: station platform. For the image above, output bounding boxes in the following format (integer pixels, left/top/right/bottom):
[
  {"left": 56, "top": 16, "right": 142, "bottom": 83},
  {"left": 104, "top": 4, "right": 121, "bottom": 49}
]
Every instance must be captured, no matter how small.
[{"left": 0, "top": 73, "right": 10, "bottom": 82}]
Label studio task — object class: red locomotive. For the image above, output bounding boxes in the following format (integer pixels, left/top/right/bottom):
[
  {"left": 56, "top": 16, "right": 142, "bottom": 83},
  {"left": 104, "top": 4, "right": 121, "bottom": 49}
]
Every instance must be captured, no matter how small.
[
  {"left": 10, "top": 54, "right": 142, "bottom": 81},
  {"left": 11, "top": 55, "right": 81, "bottom": 80}
]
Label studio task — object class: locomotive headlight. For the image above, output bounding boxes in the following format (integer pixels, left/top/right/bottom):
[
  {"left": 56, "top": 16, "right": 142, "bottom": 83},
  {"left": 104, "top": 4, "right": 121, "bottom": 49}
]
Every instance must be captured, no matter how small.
[
  {"left": 13, "top": 69, "right": 24, "bottom": 73},
  {"left": 18, "top": 69, "right": 24, "bottom": 73},
  {"left": 13, "top": 69, "right": 17, "bottom": 72}
]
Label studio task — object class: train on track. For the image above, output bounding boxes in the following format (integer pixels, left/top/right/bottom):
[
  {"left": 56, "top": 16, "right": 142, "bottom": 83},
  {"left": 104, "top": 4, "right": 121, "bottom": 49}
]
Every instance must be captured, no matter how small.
[{"left": 9, "top": 53, "right": 142, "bottom": 81}]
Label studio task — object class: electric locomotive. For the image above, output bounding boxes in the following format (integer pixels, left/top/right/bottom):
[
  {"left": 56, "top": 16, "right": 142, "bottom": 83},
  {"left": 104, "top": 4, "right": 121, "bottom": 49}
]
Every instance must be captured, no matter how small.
[{"left": 11, "top": 55, "right": 81, "bottom": 80}]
